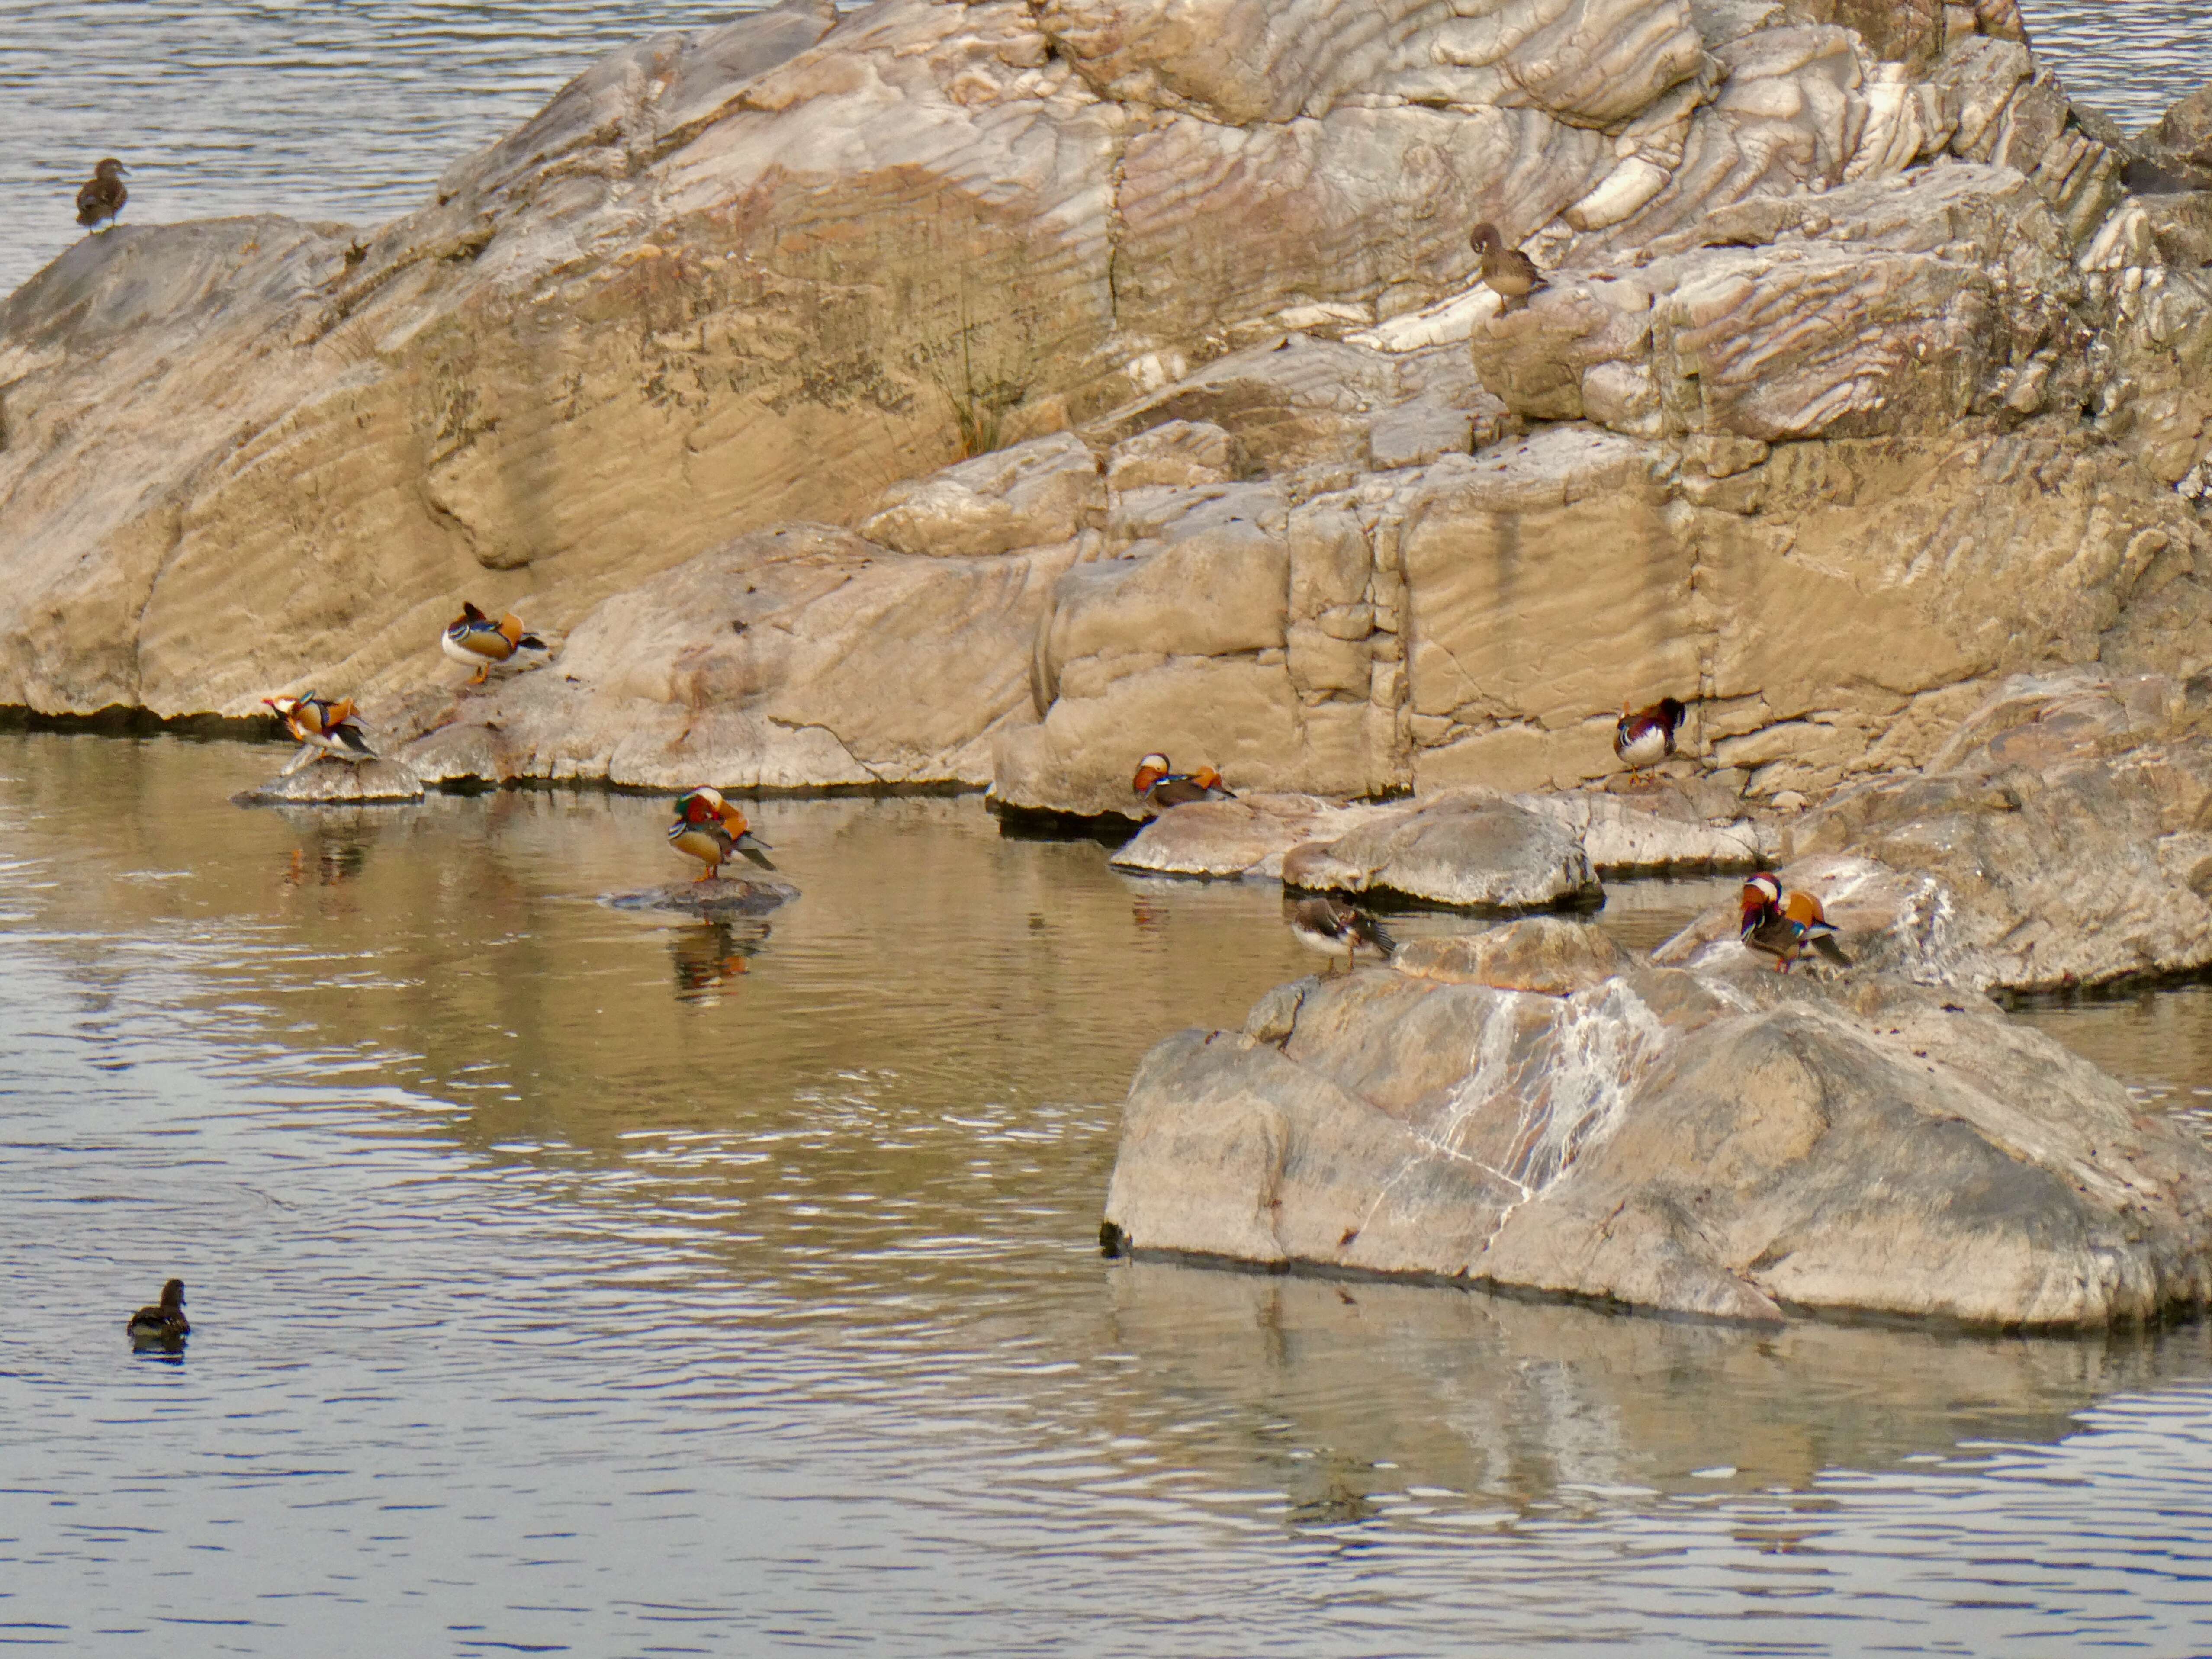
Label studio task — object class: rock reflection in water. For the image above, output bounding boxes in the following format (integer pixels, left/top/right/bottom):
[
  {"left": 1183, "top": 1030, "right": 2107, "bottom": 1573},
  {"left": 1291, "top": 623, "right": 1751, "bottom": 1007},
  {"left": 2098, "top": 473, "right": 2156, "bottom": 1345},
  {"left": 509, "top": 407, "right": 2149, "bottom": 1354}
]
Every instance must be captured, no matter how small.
[{"left": 1104, "top": 1262, "right": 2192, "bottom": 1508}]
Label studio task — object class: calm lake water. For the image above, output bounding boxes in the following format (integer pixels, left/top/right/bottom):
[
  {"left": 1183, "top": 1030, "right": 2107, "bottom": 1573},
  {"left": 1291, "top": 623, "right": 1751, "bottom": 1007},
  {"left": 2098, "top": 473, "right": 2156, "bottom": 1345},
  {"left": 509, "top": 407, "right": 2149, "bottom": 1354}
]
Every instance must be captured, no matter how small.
[
  {"left": 0, "top": 0, "right": 2206, "bottom": 297},
  {"left": 5, "top": 730, "right": 2212, "bottom": 1655}
]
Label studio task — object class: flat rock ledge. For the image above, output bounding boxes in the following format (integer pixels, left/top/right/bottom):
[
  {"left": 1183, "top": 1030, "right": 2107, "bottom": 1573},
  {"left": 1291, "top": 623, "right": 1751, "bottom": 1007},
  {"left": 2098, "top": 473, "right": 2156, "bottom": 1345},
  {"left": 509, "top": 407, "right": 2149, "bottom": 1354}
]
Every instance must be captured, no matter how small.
[
  {"left": 1103, "top": 918, "right": 2212, "bottom": 1329},
  {"left": 604, "top": 878, "right": 797, "bottom": 917},
  {"left": 233, "top": 757, "right": 424, "bottom": 804},
  {"left": 1112, "top": 783, "right": 1769, "bottom": 884},
  {"left": 1280, "top": 792, "right": 1604, "bottom": 912}
]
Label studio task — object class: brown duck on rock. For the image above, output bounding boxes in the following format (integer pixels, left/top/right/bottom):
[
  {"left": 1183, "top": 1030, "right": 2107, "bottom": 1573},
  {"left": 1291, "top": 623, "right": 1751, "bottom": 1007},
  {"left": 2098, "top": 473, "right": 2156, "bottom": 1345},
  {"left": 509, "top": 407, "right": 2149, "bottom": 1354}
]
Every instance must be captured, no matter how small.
[
  {"left": 76, "top": 158, "right": 128, "bottom": 232},
  {"left": 1470, "top": 222, "right": 1545, "bottom": 313}
]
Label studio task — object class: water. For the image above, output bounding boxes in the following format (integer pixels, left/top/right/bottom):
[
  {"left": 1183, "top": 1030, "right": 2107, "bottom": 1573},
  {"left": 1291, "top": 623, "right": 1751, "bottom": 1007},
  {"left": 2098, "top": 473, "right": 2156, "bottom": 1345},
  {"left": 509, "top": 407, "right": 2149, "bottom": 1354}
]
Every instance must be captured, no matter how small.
[
  {"left": 0, "top": 1, "right": 2206, "bottom": 299},
  {"left": 6, "top": 731, "right": 2212, "bottom": 1654}
]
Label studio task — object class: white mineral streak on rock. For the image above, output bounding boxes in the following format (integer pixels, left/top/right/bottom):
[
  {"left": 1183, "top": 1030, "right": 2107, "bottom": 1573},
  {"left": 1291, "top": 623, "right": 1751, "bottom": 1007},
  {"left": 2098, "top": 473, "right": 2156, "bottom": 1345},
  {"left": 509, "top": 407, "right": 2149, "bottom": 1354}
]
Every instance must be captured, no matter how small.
[{"left": 1105, "top": 922, "right": 2212, "bottom": 1326}]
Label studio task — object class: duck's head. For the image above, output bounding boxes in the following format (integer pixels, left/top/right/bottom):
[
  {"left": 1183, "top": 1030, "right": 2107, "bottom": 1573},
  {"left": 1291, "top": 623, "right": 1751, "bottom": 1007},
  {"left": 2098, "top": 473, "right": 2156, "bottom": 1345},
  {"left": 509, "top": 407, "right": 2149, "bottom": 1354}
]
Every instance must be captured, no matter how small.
[
  {"left": 1132, "top": 752, "right": 1171, "bottom": 794},
  {"left": 1470, "top": 222, "right": 1503, "bottom": 253},
  {"left": 160, "top": 1278, "right": 185, "bottom": 1310},
  {"left": 674, "top": 786, "right": 726, "bottom": 824},
  {"left": 1741, "top": 873, "right": 1782, "bottom": 933},
  {"left": 94, "top": 158, "right": 128, "bottom": 180},
  {"left": 263, "top": 694, "right": 301, "bottom": 719}
]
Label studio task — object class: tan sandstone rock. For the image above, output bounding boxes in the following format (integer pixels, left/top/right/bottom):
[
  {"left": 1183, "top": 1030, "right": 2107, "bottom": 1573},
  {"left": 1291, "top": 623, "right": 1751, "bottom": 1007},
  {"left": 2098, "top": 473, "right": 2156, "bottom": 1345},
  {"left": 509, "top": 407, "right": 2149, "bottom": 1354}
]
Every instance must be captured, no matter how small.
[{"left": 1103, "top": 949, "right": 2212, "bottom": 1327}]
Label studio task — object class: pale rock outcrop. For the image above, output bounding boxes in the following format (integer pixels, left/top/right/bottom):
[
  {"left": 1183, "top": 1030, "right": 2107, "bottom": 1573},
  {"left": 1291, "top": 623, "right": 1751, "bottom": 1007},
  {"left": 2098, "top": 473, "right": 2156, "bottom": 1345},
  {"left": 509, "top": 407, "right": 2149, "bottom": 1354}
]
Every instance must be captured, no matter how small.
[
  {"left": 1280, "top": 790, "right": 1602, "bottom": 911},
  {"left": 1111, "top": 779, "right": 1768, "bottom": 881},
  {"left": 6, "top": 0, "right": 2209, "bottom": 829},
  {"left": 1109, "top": 794, "right": 1400, "bottom": 880},
  {"left": 1103, "top": 922, "right": 2212, "bottom": 1328},
  {"left": 405, "top": 524, "right": 1071, "bottom": 789},
  {"left": 1652, "top": 672, "right": 2212, "bottom": 993}
]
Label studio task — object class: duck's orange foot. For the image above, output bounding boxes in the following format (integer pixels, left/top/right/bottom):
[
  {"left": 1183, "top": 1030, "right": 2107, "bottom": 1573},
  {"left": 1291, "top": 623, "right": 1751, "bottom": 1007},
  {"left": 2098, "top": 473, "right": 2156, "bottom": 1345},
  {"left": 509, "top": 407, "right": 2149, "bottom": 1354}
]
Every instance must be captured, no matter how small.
[{"left": 470, "top": 668, "right": 489, "bottom": 687}]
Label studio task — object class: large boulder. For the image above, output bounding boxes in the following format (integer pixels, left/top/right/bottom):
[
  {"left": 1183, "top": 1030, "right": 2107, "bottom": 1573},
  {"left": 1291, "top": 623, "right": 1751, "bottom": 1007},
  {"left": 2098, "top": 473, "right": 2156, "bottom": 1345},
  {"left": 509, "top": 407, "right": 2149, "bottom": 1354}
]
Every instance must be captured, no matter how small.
[
  {"left": 1103, "top": 920, "right": 2212, "bottom": 1328},
  {"left": 1281, "top": 790, "right": 1602, "bottom": 911}
]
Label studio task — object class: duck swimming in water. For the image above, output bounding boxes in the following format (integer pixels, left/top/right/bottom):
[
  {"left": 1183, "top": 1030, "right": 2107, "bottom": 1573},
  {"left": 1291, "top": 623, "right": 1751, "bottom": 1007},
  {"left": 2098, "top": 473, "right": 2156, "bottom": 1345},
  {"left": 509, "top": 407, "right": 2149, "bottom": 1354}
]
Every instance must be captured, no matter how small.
[
  {"left": 1739, "top": 873, "right": 1851, "bottom": 973},
  {"left": 1614, "top": 697, "right": 1687, "bottom": 772},
  {"left": 264, "top": 693, "right": 377, "bottom": 773},
  {"left": 76, "top": 158, "right": 128, "bottom": 232},
  {"left": 1132, "top": 752, "right": 1236, "bottom": 810},
  {"left": 440, "top": 602, "right": 546, "bottom": 685},
  {"left": 1470, "top": 222, "right": 1546, "bottom": 313},
  {"left": 668, "top": 787, "right": 777, "bottom": 880},
  {"left": 125, "top": 1278, "right": 188, "bottom": 1343},
  {"left": 1285, "top": 894, "right": 1395, "bottom": 974}
]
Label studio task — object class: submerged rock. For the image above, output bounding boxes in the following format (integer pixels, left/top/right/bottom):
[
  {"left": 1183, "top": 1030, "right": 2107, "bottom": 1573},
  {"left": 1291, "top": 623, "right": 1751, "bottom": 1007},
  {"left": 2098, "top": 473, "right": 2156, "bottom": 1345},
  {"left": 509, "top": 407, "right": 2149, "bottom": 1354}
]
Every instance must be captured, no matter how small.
[
  {"left": 233, "top": 756, "right": 423, "bottom": 804},
  {"left": 1103, "top": 920, "right": 2212, "bottom": 1329},
  {"left": 604, "top": 877, "right": 797, "bottom": 917}
]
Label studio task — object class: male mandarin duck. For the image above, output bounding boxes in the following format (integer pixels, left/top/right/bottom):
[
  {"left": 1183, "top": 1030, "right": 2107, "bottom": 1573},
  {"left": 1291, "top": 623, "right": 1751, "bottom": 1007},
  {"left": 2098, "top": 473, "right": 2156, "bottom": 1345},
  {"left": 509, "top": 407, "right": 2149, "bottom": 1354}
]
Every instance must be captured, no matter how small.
[
  {"left": 1470, "top": 222, "right": 1546, "bottom": 312},
  {"left": 125, "top": 1278, "right": 189, "bottom": 1342},
  {"left": 441, "top": 601, "right": 546, "bottom": 685},
  {"left": 264, "top": 692, "right": 377, "bottom": 773},
  {"left": 1739, "top": 873, "right": 1851, "bottom": 973},
  {"left": 1614, "top": 697, "right": 1687, "bottom": 771},
  {"left": 667, "top": 786, "right": 777, "bottom": 880},
  {"left": 76, "top": 158, "right": 128, "bottom": 232},
  {"left": 1285, "top": 894, "right": 1395, "bottom": 974},
  {"left": 1132, "top": 752, "right": 1236, "bottom": 810}
]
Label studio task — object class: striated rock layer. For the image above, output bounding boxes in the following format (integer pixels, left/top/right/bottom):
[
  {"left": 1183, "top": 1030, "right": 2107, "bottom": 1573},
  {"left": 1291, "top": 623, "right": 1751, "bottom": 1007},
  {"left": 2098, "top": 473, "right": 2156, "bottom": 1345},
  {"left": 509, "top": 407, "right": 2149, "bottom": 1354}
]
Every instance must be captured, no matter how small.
[
  {"left": 1103, "top": 917, "right": 2212, "bottom": 1328},
  {"left": 3, "top": 0, "right": 2209, "bottom": 818}
]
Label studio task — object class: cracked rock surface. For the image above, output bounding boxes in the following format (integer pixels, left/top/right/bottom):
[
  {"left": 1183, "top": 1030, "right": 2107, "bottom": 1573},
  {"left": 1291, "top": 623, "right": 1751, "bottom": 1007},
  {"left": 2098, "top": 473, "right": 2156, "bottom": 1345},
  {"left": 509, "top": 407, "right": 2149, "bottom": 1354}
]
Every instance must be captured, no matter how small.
[
  {"left": 1103, "top": 916, "right": 2212, "bottom": 1328},
  {"left": 3, "top": 0, "right": 2208, "bottom": 817}
]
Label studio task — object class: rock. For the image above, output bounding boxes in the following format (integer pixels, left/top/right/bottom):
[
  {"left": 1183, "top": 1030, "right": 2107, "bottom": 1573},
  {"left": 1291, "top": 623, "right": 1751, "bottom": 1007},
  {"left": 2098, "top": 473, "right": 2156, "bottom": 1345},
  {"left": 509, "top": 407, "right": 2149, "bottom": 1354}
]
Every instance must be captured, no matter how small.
[
  {"left": 405, "top": 524, "right": 1073, "bottom": 789},
  {"left": 1647, "top": 671, "right": 2212, "bottom": 993},
  {"left": 1109, "top": 793, "right": 1399, "bottom": 879},
  {"left": 604, "top": 876, "right": 797, "bottom": 916},
  {"left": 1103, "top": 949, "right": 2212, "bottom": 1328},
  {"left": 1392, "top": 915, "right": 1638, "bottom": 993},
  {"left": 4, "top": 0, "right": 2209, "bottom": 842},
  {"left": 1284, "top": 790, "right": 1601, "bottom": 911},
  {"left": 858, "top": 433, "right": 1104, "bottom": 558},
  {"left": 2132, "top": 83, "right": 2212, "bottom": 193},
  {"left": 233, "top": 756, "right": 424, "bottom": 804}
]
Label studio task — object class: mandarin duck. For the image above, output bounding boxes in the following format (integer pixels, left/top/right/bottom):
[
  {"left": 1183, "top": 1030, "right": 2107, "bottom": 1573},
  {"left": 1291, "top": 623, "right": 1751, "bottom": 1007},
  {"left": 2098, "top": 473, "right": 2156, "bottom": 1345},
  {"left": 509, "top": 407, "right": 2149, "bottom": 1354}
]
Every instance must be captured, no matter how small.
[
  {"left": 441, "top": 601, "right": 546, "bottom": 685},
  {"left": 125, "top": 1278, "right": 188, "bottom": 1342},
  {"left": 1132, "top": 752, "right": 1236, "bottom": 810},
  {"left": 1739, "top": 873, "right": 1850, "bottom": 973},
  {"left": 1614, "top": 697, "right": 1687, "bottom": 772},
  {"left": 1470, "top": 222, "right": 1546, "bottom": 313},
  {"left": 1286, "top": 894, "right": 1395, "bottom": 974},
  {"left": 668, "top": 786, "right": 777, "bottom": 881},
  {"left": 264, "top": 693, "right": 377, "bottom": 773},
  {"left": 76, "top": 158, "right": 128, "bottom": 232}
]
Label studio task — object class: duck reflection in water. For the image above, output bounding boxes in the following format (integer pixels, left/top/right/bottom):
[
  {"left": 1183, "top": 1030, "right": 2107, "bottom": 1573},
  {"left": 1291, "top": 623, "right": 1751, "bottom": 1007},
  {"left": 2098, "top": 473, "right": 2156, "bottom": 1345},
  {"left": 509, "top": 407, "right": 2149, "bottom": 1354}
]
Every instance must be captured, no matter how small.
[
  {"left": 670, "top": 917, "right": 770, "bottom": 1001},
  {"left": 282, "top": 833, "right": 370, "bottom": 888}
]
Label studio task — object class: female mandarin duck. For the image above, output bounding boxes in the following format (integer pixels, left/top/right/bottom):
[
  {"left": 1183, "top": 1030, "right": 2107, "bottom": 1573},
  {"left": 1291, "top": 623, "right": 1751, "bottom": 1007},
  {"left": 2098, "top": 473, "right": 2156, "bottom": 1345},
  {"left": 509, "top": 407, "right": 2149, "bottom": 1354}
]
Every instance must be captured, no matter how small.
[
  {"left": 668, "top": 787, "right": 777, "bottom": 880},
  {"left": 264, "top": 693, "right": 377, "bottom": 773},
  {"left": 1614, "top": 697, "right": 1687, "bottom": 772},
  {"left": 76, "top": 158, "right": 129, "bottom": 232},
  {"left": 1740, "top": 873, "right": 1851, "bottom": 973},
  {"left": 1132, "top": 752, "right": 1236, "bottom": 810},
  {"left": 1470, "top": 222, "right": 1546, "bottom": 312},
  {"left": 441, "top": 602, "right": 546, "bottom": 685},
  {"left": 1285, "top": 894, "right": 1395, "bottom": 974},
  {"left": 126, "top": 1278, "right": 189, "bottom": 1342}
]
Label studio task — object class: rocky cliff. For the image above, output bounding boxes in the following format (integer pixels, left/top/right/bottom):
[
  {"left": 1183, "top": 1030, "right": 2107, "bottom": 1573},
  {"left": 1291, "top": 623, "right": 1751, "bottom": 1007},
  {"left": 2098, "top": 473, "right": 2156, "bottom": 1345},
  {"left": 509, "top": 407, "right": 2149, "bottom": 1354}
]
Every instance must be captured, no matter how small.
[{"left": 2, "top": 0, "right": 2209, "bottom": 812}]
